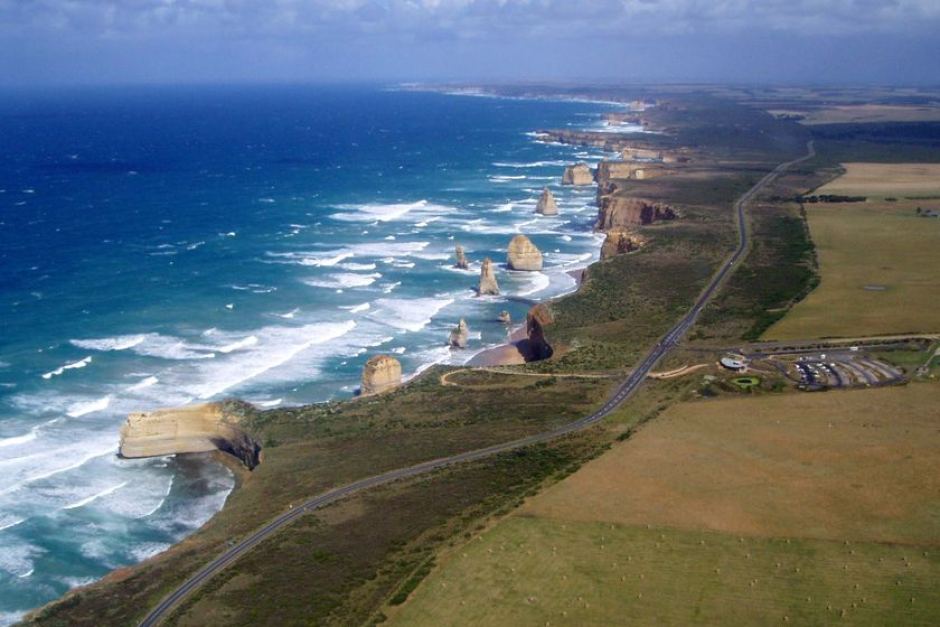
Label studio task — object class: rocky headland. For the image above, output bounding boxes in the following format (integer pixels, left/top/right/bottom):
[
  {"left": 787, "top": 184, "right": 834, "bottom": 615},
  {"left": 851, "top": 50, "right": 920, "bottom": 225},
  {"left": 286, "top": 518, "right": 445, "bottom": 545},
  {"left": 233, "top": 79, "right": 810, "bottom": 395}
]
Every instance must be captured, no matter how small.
[
  {"left": 360, "top": 354, "right": 402, "bottom": 395},
  {"left": 119, "top": 402, "right": 261, "bottom": 469}
]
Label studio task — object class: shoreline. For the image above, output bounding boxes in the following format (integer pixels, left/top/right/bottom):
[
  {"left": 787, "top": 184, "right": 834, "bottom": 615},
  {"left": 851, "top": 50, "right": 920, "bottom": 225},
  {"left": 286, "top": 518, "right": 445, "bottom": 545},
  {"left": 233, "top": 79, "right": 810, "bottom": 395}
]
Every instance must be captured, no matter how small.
[{"left": 21, "top": 92, "right": 610, "bottom": 625}]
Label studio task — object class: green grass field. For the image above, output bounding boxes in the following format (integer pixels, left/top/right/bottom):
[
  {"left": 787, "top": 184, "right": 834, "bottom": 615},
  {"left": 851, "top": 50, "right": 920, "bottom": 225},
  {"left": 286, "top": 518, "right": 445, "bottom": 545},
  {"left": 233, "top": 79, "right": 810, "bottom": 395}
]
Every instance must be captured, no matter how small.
[
  {"left": 764, "top": 198, "right": 940, "bottom": 339},
  {"left": 389, "top": 517, "right": 939, "bottom": 626},
  {"left": 387, "top": 384, "right": 940, "bottom": 625}
]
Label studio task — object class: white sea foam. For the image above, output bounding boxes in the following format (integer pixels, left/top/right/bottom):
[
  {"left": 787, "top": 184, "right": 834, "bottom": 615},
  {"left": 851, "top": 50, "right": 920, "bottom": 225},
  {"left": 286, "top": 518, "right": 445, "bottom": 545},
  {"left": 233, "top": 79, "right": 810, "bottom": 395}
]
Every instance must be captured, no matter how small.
[
  {"left": 216, "top": 336, "right": 259, "bottom": 353},
  {"left": 41, "top": 356, "right": 92, "bottom": 380},
  {"left": 254, "top": 398, "right": 283, "bottom": 408},
  {"left": 278, "top": 308, "right": 300, "bottom": 319},
  {"left": 66, "top": 395, "right": 111, "bottom": 418},
  {"left": 491, "top": 202, "right": 514, "bottom": 213},
  {"left": 339, "top": 262, "right": 377, "bottom": 271},
  {"left": 492, "top": 160, "right": 569, "bottom": 168},
  {"left": 62, "top": 481, "right": 128, "bottom": 510},
  {"left": 342, "top": 302, "right": 372, "bottom": 313},
  {"left": 186, "top": 320, "right": 357, "bottom": 399},
  {"left": 127, "top": 376, "right": 159, "bottom": 392},
  {"left": 0, "top": 427, "right": 38, "bottom": 448},
  {"left": 303, "top": 272, "right": 381, "bottom": 289},
  {"left": 489, "top": 175, "right": 527, "bottom": 182},
  {"left": 0, "top": 515, "right": 25, "bottom": 531},
  {"left": 330, "top": 200, "right": 456, "bottom": 223},
  {"left": 71, "top": 335, "right": 146, "bottom": 352},
  {"left": 370, "top": 297, "right": 455, "bottom": 332},
  {"left": 515, "top": 272, "right": 551, "bottom": 297}
]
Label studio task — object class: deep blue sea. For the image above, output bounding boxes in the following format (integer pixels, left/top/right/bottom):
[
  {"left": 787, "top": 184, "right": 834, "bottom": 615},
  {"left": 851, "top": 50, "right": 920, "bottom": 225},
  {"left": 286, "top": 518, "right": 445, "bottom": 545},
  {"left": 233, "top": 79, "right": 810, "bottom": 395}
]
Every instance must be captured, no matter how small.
[{"left": 0, "top": 85, "right": 619, "bottom": 621}]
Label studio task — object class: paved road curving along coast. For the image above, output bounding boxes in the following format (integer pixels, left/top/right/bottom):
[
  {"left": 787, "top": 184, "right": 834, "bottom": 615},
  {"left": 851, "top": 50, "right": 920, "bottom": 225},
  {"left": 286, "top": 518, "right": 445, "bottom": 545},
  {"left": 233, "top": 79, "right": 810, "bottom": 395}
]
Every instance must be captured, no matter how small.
[{"left": 139, "top": 141, "right": 815, "bottom": 627}]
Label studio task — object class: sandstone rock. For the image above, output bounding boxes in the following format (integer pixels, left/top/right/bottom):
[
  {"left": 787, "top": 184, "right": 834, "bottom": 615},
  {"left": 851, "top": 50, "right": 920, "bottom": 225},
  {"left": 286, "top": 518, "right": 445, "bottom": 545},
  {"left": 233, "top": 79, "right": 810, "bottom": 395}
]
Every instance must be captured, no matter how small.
[
  {"left": 507, "top": 234, "right": 543, "bottom": 271},
  {"left": 596, "top": 195, "right": 677, "bottom": 229},
  {"left": 622, "top": 147, "right": 664, "bottom": 161},
  {"left": 601, "top": 228, "right": 646, "bottom": 259},
  {"left": 498, "top": 310, "right": 512, "bottom": 324},
  {"left": 454, "top": 244, "right": 469, "bottom": 270},
  {"left": 535, "top": 187, "right": 558, "bottom": 216},
  {"left": 596, "top": 161, "right": 669, "bottom": 186},
  {"left": 119, "top": 402, "right": 261, "bottom": 469},
  {"left": 449, "top": 319, "right": 469, "bottom": 348},
  {"left": 360, "top": 355, "right": 402, "bottom": 396},
  {"left": 562, "top": 163, "right": 593, "bottom": 186},
  {"left": 478, "top": 257, "right": 500, "bottom": 295},
  {"left": 525, "top": 304, "right": 554, "bottom": 361}
]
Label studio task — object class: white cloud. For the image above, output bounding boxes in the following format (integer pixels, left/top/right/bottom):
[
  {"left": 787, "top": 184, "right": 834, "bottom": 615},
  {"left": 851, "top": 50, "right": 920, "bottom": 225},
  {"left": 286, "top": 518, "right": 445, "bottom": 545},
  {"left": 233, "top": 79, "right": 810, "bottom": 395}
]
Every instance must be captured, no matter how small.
[{"left": 2, "top": 0, "right": 938, "bottom": 38}]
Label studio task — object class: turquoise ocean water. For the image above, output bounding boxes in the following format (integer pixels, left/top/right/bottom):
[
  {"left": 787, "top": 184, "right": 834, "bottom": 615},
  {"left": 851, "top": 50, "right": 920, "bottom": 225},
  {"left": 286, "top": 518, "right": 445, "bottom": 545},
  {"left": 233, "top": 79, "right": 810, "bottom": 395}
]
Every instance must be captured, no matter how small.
[{"left": 0, "top": 85, "right": 621, "bottom": 621}]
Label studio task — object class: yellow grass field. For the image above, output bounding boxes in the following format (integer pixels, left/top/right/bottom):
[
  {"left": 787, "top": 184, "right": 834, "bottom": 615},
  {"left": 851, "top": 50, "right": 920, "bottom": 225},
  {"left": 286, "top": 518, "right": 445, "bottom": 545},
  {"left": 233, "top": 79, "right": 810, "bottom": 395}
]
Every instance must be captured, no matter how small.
[
  {"left": 816, "top": 163, "right": 940, "bottom": 197},
  {"left": 768, "top": 105, "right": 940, "bottom": 125},
  {"left": 764, "top": 165, "right": 940, "bottom": 339},
  {"left": 387, "top": 385, "right": 940, "bottom": 626}
]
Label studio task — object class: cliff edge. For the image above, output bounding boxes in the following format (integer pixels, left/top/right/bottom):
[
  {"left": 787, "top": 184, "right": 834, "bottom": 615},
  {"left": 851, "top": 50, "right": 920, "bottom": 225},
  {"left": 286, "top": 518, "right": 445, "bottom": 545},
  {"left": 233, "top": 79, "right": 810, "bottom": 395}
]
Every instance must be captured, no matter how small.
[{"left": 119, "top": 402, "right": 261, "bottom": 469}]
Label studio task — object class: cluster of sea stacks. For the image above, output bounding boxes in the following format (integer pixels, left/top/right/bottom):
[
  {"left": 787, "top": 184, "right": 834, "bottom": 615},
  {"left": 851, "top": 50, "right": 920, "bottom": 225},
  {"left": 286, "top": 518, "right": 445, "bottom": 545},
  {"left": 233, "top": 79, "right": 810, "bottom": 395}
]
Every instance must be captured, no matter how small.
[{"left": 117, "top": 137, "right": 687, "bottom": 465}]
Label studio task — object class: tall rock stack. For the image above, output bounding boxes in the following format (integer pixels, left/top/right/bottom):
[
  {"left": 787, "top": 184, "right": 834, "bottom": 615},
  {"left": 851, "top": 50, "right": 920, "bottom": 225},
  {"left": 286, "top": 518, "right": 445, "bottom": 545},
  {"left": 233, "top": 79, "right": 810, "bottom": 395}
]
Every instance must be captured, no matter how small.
[
  {"left": 535, "top": 187, "right": 558, "bottom": 216},
  {"left": 478, "top": 257, "right": 500, "bottom": 295},
  {"left": 506, "top": 234, "right": 543, "bottom": 271},
  {"left": 562, "top": 163, "right": 593, "bottom": 186},
  {"left": 448, "top": 319, "right": 469, "bottom": 348},
  {"left": 525, "top": 304, "right": 554, "bottom": 361},
  {"left": 454, "top": 244, "right": 469, "bottom": 269},
  {"left": 360, "top": 355, "right": 402, "bottom": 396}
]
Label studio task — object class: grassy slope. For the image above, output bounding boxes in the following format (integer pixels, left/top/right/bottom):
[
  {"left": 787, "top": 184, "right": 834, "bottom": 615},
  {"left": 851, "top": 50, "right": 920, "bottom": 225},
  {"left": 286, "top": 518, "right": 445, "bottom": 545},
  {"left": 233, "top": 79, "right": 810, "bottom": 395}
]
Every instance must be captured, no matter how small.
[{"left": 389, "top": 384, "right": 940, "bottom": 626}]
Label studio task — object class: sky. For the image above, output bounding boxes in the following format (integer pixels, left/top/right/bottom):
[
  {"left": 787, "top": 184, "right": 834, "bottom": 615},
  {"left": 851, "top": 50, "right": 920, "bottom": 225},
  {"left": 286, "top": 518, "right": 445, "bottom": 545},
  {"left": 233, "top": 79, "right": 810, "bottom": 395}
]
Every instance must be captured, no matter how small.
[{"left": 1, "top": 0, "right": 939, "bottom": 86}]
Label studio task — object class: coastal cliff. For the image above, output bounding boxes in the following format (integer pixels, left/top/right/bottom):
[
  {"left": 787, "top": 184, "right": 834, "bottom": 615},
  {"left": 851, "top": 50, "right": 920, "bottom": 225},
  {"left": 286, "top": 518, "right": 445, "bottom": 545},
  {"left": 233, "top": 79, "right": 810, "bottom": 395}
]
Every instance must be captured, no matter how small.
[
  {"left": 525, "top": 304, "right": 554, "bottom": 361},
  {"left": 119, "top": 402, "right": 261, "bottom": 469},
  {"left": 596, "top": 191, "right": 677, "bottom": 228},
  {"left": 361, "top": 355, "right": 402, "bottom": 395},
  {"left": 601, "top": 228, "right": 645, "bottom": 259}
]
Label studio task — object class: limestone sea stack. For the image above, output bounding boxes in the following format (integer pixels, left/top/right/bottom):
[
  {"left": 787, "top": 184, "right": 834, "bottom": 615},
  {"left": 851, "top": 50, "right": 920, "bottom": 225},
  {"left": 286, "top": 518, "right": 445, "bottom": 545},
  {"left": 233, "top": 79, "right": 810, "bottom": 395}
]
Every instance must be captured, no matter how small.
[
  {"left": 498, "top": 310, "right": 512, "bottom": 324},
  {"left": 535, "top": 187, "right": 558, "bottom": 216},
  {"left": 448, "top": 319, "right": 469, "bottom": 348},
  {"left": 507, "top": 234, "right": 543, "bottom": 271},
  {"left": 454, "top": 244, "right": 469, "bottom": 270},
  {"left": 478, "top": 257, "right": 500, "bottom": 295},
  {"left": 360, "top": 355, "right": 402, "bottom": 396},
  {"left": 562, "top": 163, "right": 593, "bottom": 186},
  {"left": 119, "top": 402, "right": 261, "bottom": 469}
]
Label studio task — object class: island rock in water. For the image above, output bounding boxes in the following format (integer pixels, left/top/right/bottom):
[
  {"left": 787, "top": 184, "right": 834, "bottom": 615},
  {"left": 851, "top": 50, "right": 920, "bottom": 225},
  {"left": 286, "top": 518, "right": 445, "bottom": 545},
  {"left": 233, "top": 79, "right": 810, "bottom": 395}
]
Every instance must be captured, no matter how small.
[
  {"left": 507, "top": 234, "right": 543, "bottom": 271},
  {"left": 562, "top": 163, "right": 594, "bottom": 186},
  {"left": 448, "top": 319, "right": 470, "bottom": 348},
  {"left": 478, "top": 257, "right": 500, "bottom": 295},
  {"left": 454, "top": 244, "right": 469, "bottom": 269},
  {"left": 535, "top": 187, "right": 558, "bottom": 216}
]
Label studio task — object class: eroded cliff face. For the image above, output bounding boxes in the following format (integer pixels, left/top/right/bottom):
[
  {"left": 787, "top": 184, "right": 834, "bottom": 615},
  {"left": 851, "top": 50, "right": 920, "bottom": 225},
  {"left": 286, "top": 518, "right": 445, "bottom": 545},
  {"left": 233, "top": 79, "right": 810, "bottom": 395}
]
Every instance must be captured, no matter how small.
[
  {"left": 360, "top": 355, "right": 402, "bottom": 396},
  {"left": 596, "top": 190, "right": 678, "bottom": 228},
  {"left": 119, "top": 402, "right": 261, "bottom": 469},
  {"left": 507, "top": 234, "right": 543, "bottom": 271},
  {"left": 562, "top": 163, "right": 594, "bottom": 186},
  {"left": 525, "top": 304, "right": 554, "bottom": 361},
  {"left": 601, "top": 228, "right": 646, "bottom": 259}
]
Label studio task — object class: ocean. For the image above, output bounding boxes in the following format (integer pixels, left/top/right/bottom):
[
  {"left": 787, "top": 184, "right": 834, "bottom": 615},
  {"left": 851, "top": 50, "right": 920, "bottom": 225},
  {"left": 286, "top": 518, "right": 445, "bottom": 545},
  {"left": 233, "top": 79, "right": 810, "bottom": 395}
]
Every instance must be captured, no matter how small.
[{"left": 0, "top": 84, "right": 619, "bottom": 622}]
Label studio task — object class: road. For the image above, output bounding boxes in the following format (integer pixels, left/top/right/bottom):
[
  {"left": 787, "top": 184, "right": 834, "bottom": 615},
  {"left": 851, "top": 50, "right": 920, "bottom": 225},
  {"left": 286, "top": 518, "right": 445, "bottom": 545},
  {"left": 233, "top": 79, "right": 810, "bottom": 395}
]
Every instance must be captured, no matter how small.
[{"left": 139, "top": 141, "right": 816, "bottom": 627}]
